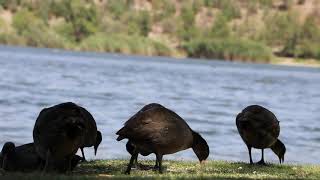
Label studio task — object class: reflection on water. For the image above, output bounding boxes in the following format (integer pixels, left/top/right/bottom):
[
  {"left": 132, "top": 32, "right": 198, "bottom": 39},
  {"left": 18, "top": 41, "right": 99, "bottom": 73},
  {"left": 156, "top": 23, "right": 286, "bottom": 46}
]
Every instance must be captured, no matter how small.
[{"left": 0, "top": 46, "right": 319, "bottom": 164}]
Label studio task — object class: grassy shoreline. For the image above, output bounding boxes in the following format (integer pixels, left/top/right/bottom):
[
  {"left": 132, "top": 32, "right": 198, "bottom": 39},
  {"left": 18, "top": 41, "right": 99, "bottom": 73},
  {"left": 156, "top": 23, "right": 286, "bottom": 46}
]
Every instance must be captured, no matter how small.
[{"left": 1, "top": 160, "right": 320, "bottom": 179}]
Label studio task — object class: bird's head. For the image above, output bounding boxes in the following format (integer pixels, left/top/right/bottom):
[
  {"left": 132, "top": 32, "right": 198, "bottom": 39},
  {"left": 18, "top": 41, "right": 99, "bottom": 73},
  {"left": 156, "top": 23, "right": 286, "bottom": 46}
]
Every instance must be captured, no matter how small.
[
  {"left": 192, "top": 131, "right": 209, "bottom": 163},
  {"left": 271, "top": 140, "right": 286, "bottom": 164}
]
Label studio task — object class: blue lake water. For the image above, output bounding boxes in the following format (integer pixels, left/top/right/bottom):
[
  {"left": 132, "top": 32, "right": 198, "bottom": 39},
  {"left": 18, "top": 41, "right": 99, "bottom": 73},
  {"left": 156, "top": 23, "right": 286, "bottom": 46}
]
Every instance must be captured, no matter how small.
[{"left": 0, "top": 45, "right": 319, "bottom": 164}]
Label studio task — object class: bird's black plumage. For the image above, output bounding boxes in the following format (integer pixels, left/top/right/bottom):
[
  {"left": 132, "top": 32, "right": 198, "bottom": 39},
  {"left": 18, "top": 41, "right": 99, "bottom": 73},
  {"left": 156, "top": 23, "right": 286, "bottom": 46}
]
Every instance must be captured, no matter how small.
[
  {"left": 33, "top": 102, "right": 86, "bottom": 172},
  {"left": 77, "top": 106, "right": 102, "bottom": 161},
  {"left": 236, "top": 105, "right": 286, "bottom": 165},
  {"left": 125, "top": 103, "right": 162, "bottom": 168},
  {"left": 116, "top": 103, "right": 209, "bottom": 174},
  {"left": 0, "top": 142, "right": 81, "bottom": 172},
  {"left": 0, "top": 142, "right": 41, "bottom": 172}
]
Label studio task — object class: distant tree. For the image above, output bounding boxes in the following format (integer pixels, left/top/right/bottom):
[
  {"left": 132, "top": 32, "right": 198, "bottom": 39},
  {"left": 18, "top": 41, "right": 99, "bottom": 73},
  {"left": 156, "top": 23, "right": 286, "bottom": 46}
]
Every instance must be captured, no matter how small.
[{"left": 51, "top": 0, "right": 98, "bottom": 42}]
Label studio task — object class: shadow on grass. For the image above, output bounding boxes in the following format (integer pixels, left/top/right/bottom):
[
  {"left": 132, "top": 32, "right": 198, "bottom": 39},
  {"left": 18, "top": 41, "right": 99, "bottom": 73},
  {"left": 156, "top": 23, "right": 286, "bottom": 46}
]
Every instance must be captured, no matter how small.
[{"left": 0, "top": 160, "right": 319, "bottom": 179}]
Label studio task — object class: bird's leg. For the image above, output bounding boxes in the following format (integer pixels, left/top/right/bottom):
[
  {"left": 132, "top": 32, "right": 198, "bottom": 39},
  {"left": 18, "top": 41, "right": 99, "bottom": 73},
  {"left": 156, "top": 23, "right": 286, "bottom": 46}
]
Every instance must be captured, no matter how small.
[
  {"left": 80, "top": 148, "right": 86, "bottom": 162},
  {"left": 257, "top": 149, "right": 266, "bottom": 165},
  {"left": 153, "top": 158, "right": 159, "bottom": 170},
  {"left": 37, "top": 159, "right": 45, "bottom": 171},
  {"left": 67, "top": 156, "right": 72, "bottom": 173},
  {"left": 156, "top": 154, "right": 163, "bottom": 174},
  {"left": 247, "top": 145, "right": 253, "bottom": 165},
  {"left": 132, "top": 154, "right": 138, "bottom": 168},
  {"left": 2, "top": 155, "right": 7, "bottom": 170},
  {"left": 125, "top": 149, "right": 138, "bottom": 175}
]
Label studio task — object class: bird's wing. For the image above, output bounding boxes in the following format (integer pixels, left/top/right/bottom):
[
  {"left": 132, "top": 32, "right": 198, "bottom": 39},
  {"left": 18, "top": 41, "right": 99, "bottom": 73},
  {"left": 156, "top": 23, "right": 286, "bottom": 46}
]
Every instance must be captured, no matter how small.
[{"left": 117, "top": 106, "right": 168, "bottom": 142}]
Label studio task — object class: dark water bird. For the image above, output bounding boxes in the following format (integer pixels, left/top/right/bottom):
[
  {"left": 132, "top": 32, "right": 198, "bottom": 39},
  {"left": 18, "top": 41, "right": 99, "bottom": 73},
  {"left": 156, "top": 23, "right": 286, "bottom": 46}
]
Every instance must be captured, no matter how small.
[
  {"left": 125, "top": 103, "right": 163, "bottom": 168},
  {"left": 236, "top": 105, "right": 286, "bottom": 165},
  {"left": 0, "top": 142, "right": 42, "bottom": 172},
  {"left": 0, "top": 142, "right": 81, "bottom": 172},
  {"left": 77, "top": 106, "right": 102, "bottom": 161},
  {"left": 116, "top": 103, "right": 210, "bottom": 174},
  {"left": 33, "top": 102, "right": 86, "bottom": 172}
]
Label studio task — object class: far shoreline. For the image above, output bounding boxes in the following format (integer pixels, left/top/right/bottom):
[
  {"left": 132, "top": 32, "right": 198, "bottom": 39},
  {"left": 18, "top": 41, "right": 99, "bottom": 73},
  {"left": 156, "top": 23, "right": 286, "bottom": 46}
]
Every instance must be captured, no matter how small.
[{"left": 0, "top": 44, "right": 319, "bottom": 69}]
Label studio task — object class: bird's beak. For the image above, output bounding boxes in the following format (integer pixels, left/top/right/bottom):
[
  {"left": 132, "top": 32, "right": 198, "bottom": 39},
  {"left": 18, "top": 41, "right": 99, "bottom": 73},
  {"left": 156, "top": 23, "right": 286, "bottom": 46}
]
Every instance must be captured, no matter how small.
[
  {"left": 279, "top": 156, "right": 284, "bottom": 164},
  {"left": 94, "top": 146, "right": 98, "bottom": 156}
]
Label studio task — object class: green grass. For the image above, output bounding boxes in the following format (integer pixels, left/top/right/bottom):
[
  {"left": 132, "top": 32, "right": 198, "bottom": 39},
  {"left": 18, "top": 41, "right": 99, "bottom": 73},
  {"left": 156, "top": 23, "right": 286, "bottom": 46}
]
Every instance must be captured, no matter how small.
[{"left": 1, "top": 160, "right": 320, "bottom": 179}]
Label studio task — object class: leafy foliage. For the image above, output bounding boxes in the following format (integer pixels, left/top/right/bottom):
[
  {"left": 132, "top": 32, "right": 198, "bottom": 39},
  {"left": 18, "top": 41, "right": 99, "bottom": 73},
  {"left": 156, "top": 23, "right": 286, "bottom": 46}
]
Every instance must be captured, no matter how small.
[
  {"left": 183, "top": 38, "right": 272, "bottom": 62},
  {"left": 0, "top": 0, "right": 319, "bottom": 62}
]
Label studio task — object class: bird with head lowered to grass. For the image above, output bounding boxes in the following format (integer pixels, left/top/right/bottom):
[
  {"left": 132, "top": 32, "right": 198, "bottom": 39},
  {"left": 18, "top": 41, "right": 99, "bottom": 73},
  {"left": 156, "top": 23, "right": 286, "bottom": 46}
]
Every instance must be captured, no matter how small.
[
  {"left": 33, "top": 102, "right": 86, "bottom": 172},
  {"left": 116, "top": 103, "right": 210, "bottom": 174},
  {"left": 77, "top": 105, "right": 102, "bottom": 162},
  {"left": 236, "top": 105, "right": 286, "bottom": 165}
]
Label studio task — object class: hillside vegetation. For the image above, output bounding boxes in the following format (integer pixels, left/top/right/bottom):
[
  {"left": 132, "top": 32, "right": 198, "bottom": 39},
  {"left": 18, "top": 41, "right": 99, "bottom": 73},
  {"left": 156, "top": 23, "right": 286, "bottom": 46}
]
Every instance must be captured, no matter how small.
[{"left": 0, "top": 0, "right": 320, "bottom": 64}]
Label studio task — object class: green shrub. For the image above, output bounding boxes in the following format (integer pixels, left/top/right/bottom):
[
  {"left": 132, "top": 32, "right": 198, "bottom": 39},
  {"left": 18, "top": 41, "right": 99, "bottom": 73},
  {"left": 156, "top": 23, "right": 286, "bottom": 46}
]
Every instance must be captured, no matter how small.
[
  {"left": 53, "top": 19, "right": 74, "bottom": 42},
  {"left": 301, "top": 15, "right": 320, "bottom": 43},
  {"left": 181, "top": 5, "right": 195, "bottom": 27},
  {"left": 261, "top": 11, "right": 300, "bottom": 47},
  {"left": 51, "top": 0, "right": 98, "bottom": 41},
  {"left": 80, "top": 33, "right": 171, "bottom": 56},
  {"left": 208, "top": 0, "right": 241, "bottom": 20},
  {"left": 50, "top": 0, "right": 70, "bottom": 18},
  {"left": 0, "top": 16, "right": 7, "bottom": 32},
  {"left": 151, "top": 0, "right": 176, "bottom": 22},
  {"left": 12, "top": 8, "right": 67, "bottom": 48},
  {"left": 118, "top": 10, "right": 152, "bottom": 36},
  {"left": 296, "top": 42, "right": 320, "bottom": 60},
  {"left": 177, "top": 25, "right": 201, "bottom": 42},
  {"left": 210, "top": 14, "right": 230, "bottom": 38},
  {"left": 35, "top": 0, "right": 52, "bottom": 24},
  {"left": 177, "top": 6, "right": 200, "bottom": 41},
  {"left": 13, "top": 0, "right": 52, "bottom": 24},
  {"left": 12, "top": 9, "right": 40, "bottom": 35},
  {"left": 107, "top": 0, "right": 132, "bottom": 19},
  {"left": 264, "top": 12, "right": 320, "bottom": 60},
  {"left": 0, "top": 32, "right": 26, "bottom": 45},
  {"left": 295, "top": 15, "right": 320, "bottom": 60},
  {"left": 183, "top": 38, "right": 272, "bottom": 62},
  {"left": 134, "top": 11, "right": 151, "bottom": 37}
]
